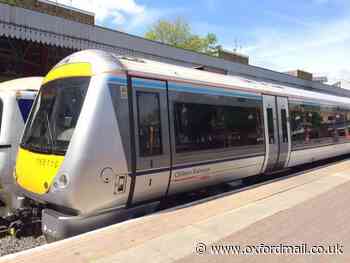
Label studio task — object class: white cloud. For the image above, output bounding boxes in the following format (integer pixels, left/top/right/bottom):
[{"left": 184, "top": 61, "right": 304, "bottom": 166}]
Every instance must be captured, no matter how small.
[
  {"left": 55, "top": 0, "right": 183, "bottom": 33},
  {"left": 56, "top": 0, "right": 148, "bottom": 26},
  {"left": 55, "top": 0, "right": 349, "bottom": 85},
  {"left": 242, "top": 15, "right": 350, "bottom": 84},
  {"left": 126, "top": 7, "right": 186, "bottom": 32}
]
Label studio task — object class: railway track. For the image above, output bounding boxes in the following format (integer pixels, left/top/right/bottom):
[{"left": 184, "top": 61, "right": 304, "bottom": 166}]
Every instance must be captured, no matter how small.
[
  {"left": 0, "top": 212, "right": 45, "bottom": 257},
  {"left": 0, "top": 154, "right": 349, "bottom": 257}
]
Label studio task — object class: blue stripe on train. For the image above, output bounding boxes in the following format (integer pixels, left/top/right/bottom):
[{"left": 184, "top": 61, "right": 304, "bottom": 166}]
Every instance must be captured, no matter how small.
[
  {"left": 108, "top": 76, "right": 261, "bottom": 100},
  {"left": 108, "top": 76, "right": 127, "bottom": 85},
  {"left": 168, "top": 82, "right": 261, "bottom": 100}
]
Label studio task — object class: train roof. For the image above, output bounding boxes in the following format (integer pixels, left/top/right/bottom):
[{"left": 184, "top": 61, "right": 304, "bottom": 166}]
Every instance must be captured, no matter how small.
[
  {"left": 0, "top": 77, "right": 43, "bottom": 92},
  {"left": 56, "top": 50, "right": 350, "bottom": 106}
]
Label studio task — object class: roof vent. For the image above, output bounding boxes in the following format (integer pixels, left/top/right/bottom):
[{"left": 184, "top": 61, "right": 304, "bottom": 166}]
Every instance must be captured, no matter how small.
[
  {"left": 117, "top": 56, "right": 145, "bottom": 63},
  {"left": 193, "top": 65, "right": 227, "bottom": 75}
]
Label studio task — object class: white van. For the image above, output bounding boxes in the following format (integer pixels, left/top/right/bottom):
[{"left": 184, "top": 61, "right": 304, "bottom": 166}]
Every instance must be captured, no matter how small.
[{"left": 0, "top": 77, "right": 42, "bottom": 213}]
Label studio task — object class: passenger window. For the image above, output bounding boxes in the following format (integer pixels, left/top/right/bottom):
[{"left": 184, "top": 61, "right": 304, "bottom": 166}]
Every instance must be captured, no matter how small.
[
  {"left": 288, "top": 101, "right": 350, "bottom": 149},
  {"left": 281, "top": 109, "right": 288, "bottom": 143},
  {"left": 267, "top": 108, "right": 275, "bottom": 144},
  {"left": 174, "top": 101, "right": 264, "bottom": 153},
  {"left": 18, "top": 99, "right": 34, "bottom": 122},
  {"left": 335, "top": 108, "right": 350, "bottom": 140},
  {"left": 136, "top": 92, "right": 163, "bottom": 157}
]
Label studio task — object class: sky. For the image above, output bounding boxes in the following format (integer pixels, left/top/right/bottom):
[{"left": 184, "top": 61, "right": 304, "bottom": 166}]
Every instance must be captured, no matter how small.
[{"left": 55, "top": 0, "right": 350, "bottom": 83}]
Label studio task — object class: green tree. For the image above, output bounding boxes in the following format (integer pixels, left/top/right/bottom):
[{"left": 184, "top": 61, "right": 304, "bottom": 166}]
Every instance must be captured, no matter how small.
[
  {"left": 145, "top": 18, "right": 221, "bottom": 56},
  {"left": 0, "top": 0, "right": 18, "bottom": 5}
]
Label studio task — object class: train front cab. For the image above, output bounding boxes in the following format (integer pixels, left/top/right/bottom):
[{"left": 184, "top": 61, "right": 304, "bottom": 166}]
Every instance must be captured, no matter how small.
[
  {"left": 0, "top": 89, "right": 38, "bottom": 213},
  {"left": 14, "top": 55, "right": 139, "bottom": 240}
]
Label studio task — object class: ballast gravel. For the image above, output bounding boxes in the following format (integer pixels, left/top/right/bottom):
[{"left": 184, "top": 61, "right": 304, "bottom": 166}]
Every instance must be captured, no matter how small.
[{"left": 0, "top": 235, "right": 46, "bottom": 257}]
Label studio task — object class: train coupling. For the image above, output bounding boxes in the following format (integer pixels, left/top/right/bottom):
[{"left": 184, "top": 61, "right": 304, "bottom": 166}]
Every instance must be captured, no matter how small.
[{"left": 0, "top": 207, "right": 42, "bottom": 238}]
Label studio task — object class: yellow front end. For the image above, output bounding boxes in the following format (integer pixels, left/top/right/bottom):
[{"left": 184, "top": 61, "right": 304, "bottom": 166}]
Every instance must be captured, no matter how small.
[
  {"left": 15, "top": 148, "right": 64, "bottom": 195},
  {"left": 14, "top": 61, "right": 93, "bottom": 195}
]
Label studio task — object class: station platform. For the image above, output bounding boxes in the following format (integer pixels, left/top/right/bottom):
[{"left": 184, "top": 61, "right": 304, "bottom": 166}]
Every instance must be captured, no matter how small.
[{"left": 2, "top": 159, "right": 350, "bottom": 263}]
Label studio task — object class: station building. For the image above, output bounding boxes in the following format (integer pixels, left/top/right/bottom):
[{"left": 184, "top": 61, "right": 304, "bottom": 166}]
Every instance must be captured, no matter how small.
[{"left": 0, "top": 0, "right": 348, "bottom": 96}]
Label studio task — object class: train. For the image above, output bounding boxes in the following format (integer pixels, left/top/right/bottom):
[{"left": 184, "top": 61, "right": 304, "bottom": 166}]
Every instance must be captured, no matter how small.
[
  {"left": 0, "top": 77, "right": 42, "bottom": 216},
  {"left": 11, "top": 49, "right": 350, "bottom": 241}
]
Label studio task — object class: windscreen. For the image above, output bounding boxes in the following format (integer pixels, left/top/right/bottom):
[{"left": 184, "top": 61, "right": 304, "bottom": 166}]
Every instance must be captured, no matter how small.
[{"left": 21, "top": 77, "right": 90, "bottom": 155}]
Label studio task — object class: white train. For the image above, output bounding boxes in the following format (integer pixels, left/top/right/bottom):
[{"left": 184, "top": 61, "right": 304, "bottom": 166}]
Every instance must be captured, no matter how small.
[
  {"left": 13, "top": 50, "right": 350, "bottom": 240},
  {"left": 0, "top": 77, "right": 42, "bottom": 215}
]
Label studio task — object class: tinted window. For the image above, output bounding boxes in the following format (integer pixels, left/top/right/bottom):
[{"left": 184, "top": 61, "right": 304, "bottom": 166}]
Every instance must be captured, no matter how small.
[
  {"left": 136, "top": 92, "right": 162, "bottom": 157},
  {"left": 335, "top": 108, "right": 350, "bottom": 139},
  {"left": 267, "top": 108, "right": 275, "bottom": 144},
  {"left": 281, "top": 109, "right": 288, "bottom": 143},
  {"left": 174, "top": 100, "right": 264, "bottom": 153},
  {"left": 18, "top": 99, "right": 34, "bottom": 122},
  {"left": 289, "top": 101, "right": 350, "bottom": 149},
  {"left": 21, "top": 77, "right": 90, "bottom": 154}
]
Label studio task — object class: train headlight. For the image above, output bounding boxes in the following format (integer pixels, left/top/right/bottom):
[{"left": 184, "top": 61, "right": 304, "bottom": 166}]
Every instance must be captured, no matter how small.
[
  {"left": 53, "top": 174, "right": 69, "bottom": 190},
  {"left": 58, "top": 174, "right": 69, "bottom": 188}
]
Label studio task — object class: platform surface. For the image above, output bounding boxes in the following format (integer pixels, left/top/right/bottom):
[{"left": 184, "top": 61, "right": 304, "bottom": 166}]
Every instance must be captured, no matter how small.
[{"left": 2, "top": 159, "right": 350, "bottom": 263}]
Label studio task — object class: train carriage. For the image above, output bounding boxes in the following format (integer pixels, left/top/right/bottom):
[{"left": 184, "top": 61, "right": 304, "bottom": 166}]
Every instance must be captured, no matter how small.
[
  {"left": 13, "top": 50, "right": 350, "bottom": 240},
  {"left": 0, "top": 77, "right": 42, "bottom": 214}
]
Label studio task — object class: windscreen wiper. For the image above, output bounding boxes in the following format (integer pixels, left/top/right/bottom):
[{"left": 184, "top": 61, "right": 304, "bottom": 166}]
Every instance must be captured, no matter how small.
[{"left": 45, "top": 112, "right": 55, "bottom": 154}]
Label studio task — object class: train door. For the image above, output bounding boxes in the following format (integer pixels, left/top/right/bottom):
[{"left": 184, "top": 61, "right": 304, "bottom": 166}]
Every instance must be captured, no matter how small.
[
  {"left": 276, "top": 97, "right": 291, "bottom": 169},
  {"left": 129, "top": 77, "right": 171, "bottom": 204},
  {"left": 262, "top": 95, "right": 291, "bottom": 173}
]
